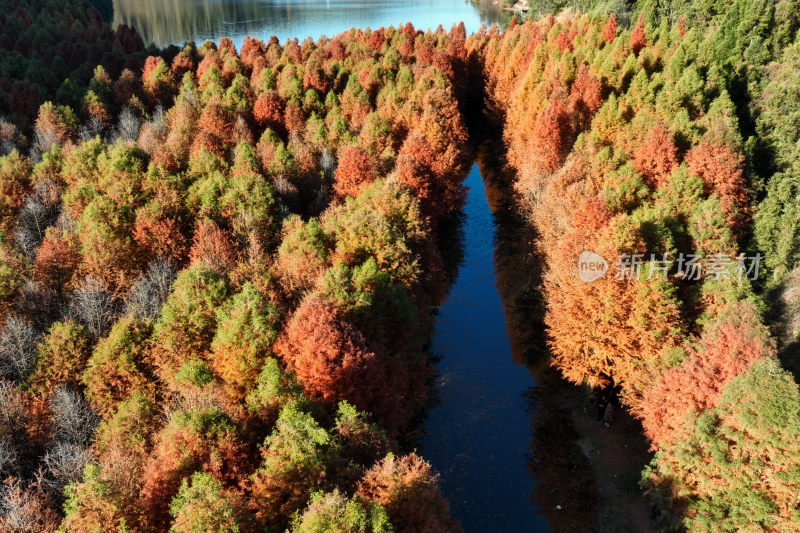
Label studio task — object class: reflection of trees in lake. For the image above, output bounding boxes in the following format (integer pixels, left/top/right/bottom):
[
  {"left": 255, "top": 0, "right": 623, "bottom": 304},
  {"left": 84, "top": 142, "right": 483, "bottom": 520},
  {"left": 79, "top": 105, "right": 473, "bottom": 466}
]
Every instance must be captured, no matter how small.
[
  {"left": 113, "top": 0, "right": 272, "bottom": 47},
  {"left": 469, "top": 0, "right": 513, "bottom": 26},
  {"left": 113, "top": 0, "right": 511, "bottom": 48}
]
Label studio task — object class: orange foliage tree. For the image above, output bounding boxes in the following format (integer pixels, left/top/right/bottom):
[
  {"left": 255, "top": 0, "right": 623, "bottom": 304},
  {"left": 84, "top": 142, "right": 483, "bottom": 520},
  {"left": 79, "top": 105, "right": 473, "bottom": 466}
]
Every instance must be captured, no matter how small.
[
  {"left": 602, "top": 13, "right": 617, "bottom": 44},
  {"left": 357, "top": 453, "right": 461, "bottom": 533},
  {"left": 630, "top": 14, "right": 646, "bottom": 55},
  {"left": 685, "top": 140, "right": 749, "bottom": 232},
  {"left": 639, "top": 301, "right": 774, "bottom": 446},
  {"left": 273, "top": 297, "right": 398, "bottom": 428},
  {"left": 632, "top": 124, "right": 679, "bottom": 189},
  {"left": 333, "top": 145, "right": 379, "bottom": 200}
]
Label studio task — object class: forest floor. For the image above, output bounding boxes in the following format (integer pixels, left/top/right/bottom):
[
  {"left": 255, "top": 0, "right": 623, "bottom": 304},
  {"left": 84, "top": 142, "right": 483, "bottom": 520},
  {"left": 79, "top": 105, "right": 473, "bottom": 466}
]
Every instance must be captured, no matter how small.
[{"left": 477, "top": 142, "right": 657, "bottom": 533}]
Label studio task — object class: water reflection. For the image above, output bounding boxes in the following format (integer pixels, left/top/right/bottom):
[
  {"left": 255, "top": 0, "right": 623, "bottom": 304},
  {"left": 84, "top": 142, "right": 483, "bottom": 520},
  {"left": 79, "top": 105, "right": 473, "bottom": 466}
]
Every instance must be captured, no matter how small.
[
  {"left": 477, "top": 145, "right": 600, "bottom": 532},
  {"left": 112, "top": 0, "right": 510, "bottom": 48},
  {"left": 422, "top": 164, "right": 550, "bottom": 532}
]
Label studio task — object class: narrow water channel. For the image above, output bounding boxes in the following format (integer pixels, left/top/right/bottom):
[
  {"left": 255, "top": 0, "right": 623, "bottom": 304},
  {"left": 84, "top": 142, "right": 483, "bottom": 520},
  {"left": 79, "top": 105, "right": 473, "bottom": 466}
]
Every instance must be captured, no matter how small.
[{"left": 422, "top": 164, "right": 550, "bottom": 532}]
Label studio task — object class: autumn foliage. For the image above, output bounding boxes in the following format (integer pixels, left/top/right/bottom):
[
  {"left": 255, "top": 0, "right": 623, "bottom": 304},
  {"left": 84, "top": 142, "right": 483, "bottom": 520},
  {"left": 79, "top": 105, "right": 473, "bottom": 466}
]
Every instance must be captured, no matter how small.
[
  {"left": 472, "top": 12, "right": 800, "bottom": 530},
  {"left": 333, "top": 145, "right": 379, "bottom": 200},
  {"left": 1, "top": 5, "right": 794, "bottom": 532},
  {"left": 0, "top": 21, "right": 471, "bottom": 533}
]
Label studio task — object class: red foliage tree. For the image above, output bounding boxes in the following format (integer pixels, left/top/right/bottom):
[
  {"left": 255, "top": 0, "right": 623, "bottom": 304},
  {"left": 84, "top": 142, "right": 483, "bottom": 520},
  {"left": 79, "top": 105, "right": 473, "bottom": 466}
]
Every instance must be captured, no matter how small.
[
  {"left": 273, "top": 298, "right": 390, "bottom": 424},
  {"left": 602, "top": 13, "right": 617, "bottom": 44},
  {"left": 218, "top": 37, "right": 237, "bottom": 58},
  {"left": 369, "top": 28, "right": 386, "bottom": 51},
  {"left": 402, "top": 22, "right": 417, "bottom": 42},
  {"left": 677, "top": 15, "right": 687, "bottom": 38},
  {"left": 197, "top": 52, "right": 223, "bottom": 82},
  {"left": 191, "top": 98, "right": 232, "bottom": 159},
  {"left": 332, "top": 145, "right": 379, "bottom": 200},
  {"left": 530, "top": 91, "right": 571, "bottom": 173},
  {"left": 639, "top": 302, "right": 774, "bottom": 447},
  {"left": 286, "top": 39, "right": 303, "bottom": 64},
  {"left": 33, "top": 230, "right": 80, "bottom": 291},
  {"left": 142, "top": 56, "right": 174, "bottom": 106},
  {"left": 0, "top": 151, "right": 31, "bottom": 231},
  {"left": 133, "top": 209, "right": 189, "bottom": 266},
  {"left": 357, "top": 453, "right": 461, "bottom": 533},
  {"left": 396, "top": 134, "right": 435, "bottom": 214},
  {"left": 303, "top": 56, "right": 329, "bottom": 94},
  {"left": 284, "top": 100, "right": 306, "bottom": 136},
  {"left": 327, "top": 37, "right": 347, "bottom": 61},
  {"left": 632, "top": 124, "right": 678, "bottom": 189},
  {"left": 189, "top": 220, "right": 237, "bottom": 274},
  {"left": 252, "top": 90, "right": 285, "bottom": 134},
  {"left": 569, "top": 64, "right": 603, "bottom": 130},
  {"left": 685, "top": 140, "right": 749, "bottom": 232},
  {"left": 35, "top": 102, "right": 76, "bottom": 149},
  {"left": 113, "top": 69, "right": 139, "bottom": 107},
  {"left": 554, "top": 27, "right": 574, "bottom": 53},
  {"left": 630, "top": 14, "right": 646, "bottom": 55},
  {"left": 140, "top": 409, "right": 247, "bottom": 528},
  {"left": 171, "top": 51, "right": 195, "bottom": 79},
  {"left": 240, "top": 36, "right": 266, "bottom": 71},
  {"left": 416, "top": 43, "right": 433, "bottom": 66}
]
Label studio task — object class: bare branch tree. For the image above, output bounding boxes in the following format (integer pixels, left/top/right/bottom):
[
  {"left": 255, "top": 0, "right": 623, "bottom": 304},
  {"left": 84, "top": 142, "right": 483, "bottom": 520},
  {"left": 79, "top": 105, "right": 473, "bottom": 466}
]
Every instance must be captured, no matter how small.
[
  {"left": 42, "top": 442, "right": 90, "bottom": 492},
  {"left": 14, "top": 199, "right": 49, "bottom": 259},
  {"left": 68, "top": 277, "right": 117, "bottom": 338},
  {"left": 0, "top": 381, "right": 29, "bottom": 437},
  {"left": 114, "top": 107, "right": 141, "bottom": 143},
  {"left": 0, "top": 439, "right": 16, "bottom": 478},
  {"left": 273, "top": 175, "right": 300, "bottom": 218},
  {"left": 0, "top": 383, "right": 36, "bottom": 480},
  {"left": 13, "top": 179, "right": 61, "bottom": 259},
  {"left": 49, "top": 388, "right": 99, "bottom": 447},
  {"left": 125, "top": 259, "right": 176, "bottom": 321},
  {"left": 79, "top": 116, "right": 105, "bottom": 142},
  {"left": 31, "top": 130, "right": 58, "bottom": 162},
  {"left": 0, "top": 120, "right": 23, "bottom": 157},
  {"left": 320, "top": 147, "right": 337, "bottom": 180},
  {"left": 0, "top": 477, "right": 60, "bottom": 533},
  {"left": 0, "top": 318, "right": 37, "bottom": 382},
  {"left": 14, "top": 280, "right": 60, "bottom": 331}
]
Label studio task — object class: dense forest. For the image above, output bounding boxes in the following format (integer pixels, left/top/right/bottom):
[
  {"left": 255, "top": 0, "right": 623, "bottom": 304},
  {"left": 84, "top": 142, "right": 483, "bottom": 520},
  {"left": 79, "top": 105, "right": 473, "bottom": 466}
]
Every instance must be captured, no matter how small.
[
  {"left": 1, "top": 0, "right": 799, "bottom": 531},
  {"left": 469, "top": 1, "right": 800, "bottom": 530},
  {"left": 0, "top": 4, "right": 472, "bottom": 530}
]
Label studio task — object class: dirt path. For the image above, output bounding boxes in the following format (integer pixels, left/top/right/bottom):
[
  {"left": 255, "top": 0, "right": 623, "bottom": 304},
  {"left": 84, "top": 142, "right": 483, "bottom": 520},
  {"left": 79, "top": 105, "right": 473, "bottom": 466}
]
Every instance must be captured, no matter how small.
[{"left": 572, "top": 405, "right": 656, "bottom": 532}]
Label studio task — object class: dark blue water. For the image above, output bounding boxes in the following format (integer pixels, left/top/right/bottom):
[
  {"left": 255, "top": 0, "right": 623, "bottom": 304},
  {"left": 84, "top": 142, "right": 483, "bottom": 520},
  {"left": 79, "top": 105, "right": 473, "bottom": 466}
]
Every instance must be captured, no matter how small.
[{"left": 422, "top": 165, "right": 548, "bottom": 532}]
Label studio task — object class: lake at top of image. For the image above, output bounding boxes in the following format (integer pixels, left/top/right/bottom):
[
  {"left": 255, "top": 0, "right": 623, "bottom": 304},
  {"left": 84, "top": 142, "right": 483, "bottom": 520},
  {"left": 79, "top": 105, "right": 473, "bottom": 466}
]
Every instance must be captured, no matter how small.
[{"left": 112, "top": 0, "right": 511, "bottom": 48}]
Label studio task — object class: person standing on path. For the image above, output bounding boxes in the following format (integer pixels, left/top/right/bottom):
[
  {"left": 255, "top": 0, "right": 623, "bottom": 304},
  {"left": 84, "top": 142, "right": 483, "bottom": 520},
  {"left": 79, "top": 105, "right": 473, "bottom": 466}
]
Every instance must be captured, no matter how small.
[
  {"left": 603, "top": 401, "right": 614, "bottom": 427},
  {"left": 597, "top": 394, "right": 608, "bottom": 421}
]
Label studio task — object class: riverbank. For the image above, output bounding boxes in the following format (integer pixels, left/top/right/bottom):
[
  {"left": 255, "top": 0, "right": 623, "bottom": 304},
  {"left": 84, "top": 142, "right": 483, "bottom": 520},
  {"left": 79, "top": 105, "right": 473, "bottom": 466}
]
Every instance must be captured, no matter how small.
[{"left": 476, "top": 142, "right": 657, "bottom": 532}]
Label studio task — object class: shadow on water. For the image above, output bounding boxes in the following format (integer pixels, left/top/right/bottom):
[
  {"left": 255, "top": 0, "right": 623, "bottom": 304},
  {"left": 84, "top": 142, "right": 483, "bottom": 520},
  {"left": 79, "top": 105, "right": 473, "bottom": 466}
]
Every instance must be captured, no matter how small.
[
  {"left": 477, "top": 144, "right": 599, "bottom": 532},
  {"left": 476, "top": 142, "right": 657, "bottom": 533},
  {"left": 421, "top": 162, "right": 551, "bottom": 532},
  {"left": 436, "top": 209, "right": 467, "bottom": 294},
  {"left": 423, "top": 138, "right": 654, "bottom": 532}
]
